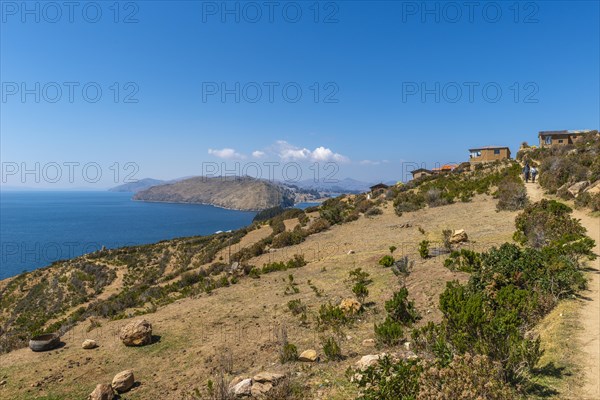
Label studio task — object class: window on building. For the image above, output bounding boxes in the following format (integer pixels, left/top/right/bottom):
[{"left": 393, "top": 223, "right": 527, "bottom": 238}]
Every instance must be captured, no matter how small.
[
  {"left": 493, "top": 149, "right": 500, "bottom": 155},
  {"left": 558, "top": 139, "right": 563, "bottom": 143},
  {"left": 545, "top": 136, "right": 552, "bottom": 145}
]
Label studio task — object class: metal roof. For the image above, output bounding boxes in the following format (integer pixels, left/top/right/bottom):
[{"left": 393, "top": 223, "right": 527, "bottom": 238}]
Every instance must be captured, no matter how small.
[{"left": 468, "top": 146, "right": 510, "bottom": 151}]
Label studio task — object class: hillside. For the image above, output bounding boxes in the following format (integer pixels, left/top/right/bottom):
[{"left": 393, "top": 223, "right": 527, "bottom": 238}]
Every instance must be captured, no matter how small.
[
  {"left": 133, "top": 176, "right": 295, "bottom": 211},
  {"left": 0, "top": 159, "right": 597, "bottom": 399},
  {"left": 109, "top": 178, "right": 166, "bottom": 193}
]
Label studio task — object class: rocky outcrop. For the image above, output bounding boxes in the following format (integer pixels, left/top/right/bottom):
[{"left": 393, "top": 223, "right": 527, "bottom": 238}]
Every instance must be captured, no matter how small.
[
  {"left": 111, "top": 370, "right": 135, "bottom": 393},
  {"left": 568, "top": 181, "right": 588, "bottom": 197},
  {"left": 119, "top": 319, "right": 153, "bottom": 346},
  {"left": 133, "top": 176, "right": 295, "bottom": 211},
  {"left": 584, "top": 180, "right": 600, "bottom": 195},
  {"left": 88, "top": 384, "right": 114, "bottom": 400}
]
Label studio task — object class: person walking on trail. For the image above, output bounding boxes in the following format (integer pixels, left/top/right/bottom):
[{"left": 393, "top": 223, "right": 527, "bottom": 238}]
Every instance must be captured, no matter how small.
[
  {"left": 523, "top": 163, "right": 531, "bottom": 183},
  {"left": 531, "top": 166, "right": 538, "bottom": 183}
]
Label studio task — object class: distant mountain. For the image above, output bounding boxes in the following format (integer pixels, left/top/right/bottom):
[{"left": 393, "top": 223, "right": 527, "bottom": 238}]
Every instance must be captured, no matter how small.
[
  {"left": 292, "top": 178, "right": 383, "bottom": 194},
  {"left": 133, "top": 176, "right": 294, "bottom": 211},
  {"left": 109, "top": 178, "right": 166, "bottom": 193}
]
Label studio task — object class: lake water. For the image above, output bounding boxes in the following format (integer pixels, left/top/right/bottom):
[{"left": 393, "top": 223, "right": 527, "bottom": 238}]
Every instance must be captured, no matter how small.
[{"left": 0, "top": 191, "right": 261, "bottom": 280}]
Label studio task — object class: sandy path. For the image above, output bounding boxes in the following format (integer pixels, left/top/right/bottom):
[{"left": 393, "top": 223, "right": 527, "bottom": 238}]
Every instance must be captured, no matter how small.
[{"left": 526, "top": 182, "right": 600, "bottom": 398}]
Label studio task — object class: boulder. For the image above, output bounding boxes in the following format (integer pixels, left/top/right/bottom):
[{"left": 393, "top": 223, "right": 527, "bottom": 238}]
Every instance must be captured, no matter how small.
[
  {"left": 82, "top": 339, "right": 97, "bottom": 349},
  {"left": 252, "top": 372, "right": 284, "bottom": 384},
  {"left": 568, "top": 181, "right": 588, "bottom": 197},
  {"left": 111, "top": 370, "right": 134, "bottom": 393},
  {"left": 88, "top": 384, "right": 114, "bottom": 400},
  {"left": 339, "top": 298, "right": 361, "bottom": 315},
  {"left": 449, "top": 229, "right": 468, "bottom": 244},
  {"left": 299, "top": 349, "right": 318, "bottom": 362},
  {"left": 229, "top": 378, "right": 252, "bottom": 397},
  {"left": 119, "top": 319, "right": 152, "bottom": 346},
  {"left": 355, "top": 354, "right": 384, "bottom": 371},
  {"left": 347, "top": 250, "right": 356, "bottom": 255}
]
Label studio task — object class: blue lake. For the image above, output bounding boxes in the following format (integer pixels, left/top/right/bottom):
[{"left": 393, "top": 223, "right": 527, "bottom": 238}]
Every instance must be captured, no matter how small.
[{"left": 0, "top": 191, "right": 262, "bottom": 279}]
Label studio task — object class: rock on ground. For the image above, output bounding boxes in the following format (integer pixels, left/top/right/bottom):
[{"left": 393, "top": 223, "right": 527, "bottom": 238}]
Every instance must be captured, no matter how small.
[
  {"left": 82, "top": 339, "right": 97, "bottom": 349},
  {"left": 339, "top": 298, "right": 361, "bottom": 315},
  {"left": 449, "top": 229, "right": 468, "bottom": 243},
  {"left": 119, "top": 319, "right": 153, "bottom": 346},
  {"left": 111, "top": 370, "right": 135, "bottom": 393},
  {"left": 299, "top": 349, "right": 318, "bottom": 362},
  {"left": 88, "top": 383, "right": 114, "bottom": 400},
  {"left": 229, "top": 378, "right": 252, "bottom": 396},
  {"left": 355, "top": 354, "right": 385, "bottom": 371}
]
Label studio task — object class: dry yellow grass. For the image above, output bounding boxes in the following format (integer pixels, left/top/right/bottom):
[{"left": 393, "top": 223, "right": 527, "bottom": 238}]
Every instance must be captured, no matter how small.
[{"left": 0, "top": 195, "right": 521, "bottom": 399}]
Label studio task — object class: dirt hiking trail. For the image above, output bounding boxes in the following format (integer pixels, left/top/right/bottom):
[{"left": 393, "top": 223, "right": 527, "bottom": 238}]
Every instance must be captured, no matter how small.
[{"left": 526, "top": 182, "right": 600, "bottom": 399}]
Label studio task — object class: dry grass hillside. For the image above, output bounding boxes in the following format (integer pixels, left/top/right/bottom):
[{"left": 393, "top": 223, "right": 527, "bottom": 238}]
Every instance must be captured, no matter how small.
[
  {"left": 0, "top": 195, "right": 518, "bottom": 400},
  {"left": 3, "top": 159, "right": 594, "bottom": 399}
]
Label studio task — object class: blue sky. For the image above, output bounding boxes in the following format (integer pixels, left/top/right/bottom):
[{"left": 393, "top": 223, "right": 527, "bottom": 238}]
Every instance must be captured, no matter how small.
[{"left": 1, "top": 0, "right": 599, "bottom": 188}]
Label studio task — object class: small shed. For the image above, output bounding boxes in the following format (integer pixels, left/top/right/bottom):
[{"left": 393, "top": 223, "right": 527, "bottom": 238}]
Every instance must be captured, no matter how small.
[{"left": 411, "top": 168, "right": 433, "bottom": 180}]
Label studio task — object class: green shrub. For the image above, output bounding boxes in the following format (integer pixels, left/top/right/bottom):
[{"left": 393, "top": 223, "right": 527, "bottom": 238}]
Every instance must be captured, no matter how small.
[
  {"left": 385, "top": 287, "right": 421, "bottom": 325},
  {"left": 418, "top": 354, "right": 516, "bottom": 399},
  {"left": 354, "top": 356, "right": 422, "bottom": 400},
  {"left": 418, "top": 240, "right": 430, "bottom": 259},
  {"left": 378, "top": 255, "right": 394, "bottom": 268},
  {"left": 374, "top": 318, "right": 405, "bottom": 346},
  {"left": 280, "top": 342, "right": 299, "bottom": 363},
  {"left": 287, "top": 299, "right": 306, "bottom": 315},
  {"left": 443, "top": 249, "right": 482, "bottom": 272},
  {"left": 322, "top": 336, "right": 343, "bottom": 361},
  {"left": 365, "top": 207, "right": 383, "bottom": 217},
  {"left": 496, "top": 177, "right": 528, "bottom": 211},
  {"left": 352, "top": 282, "right": 369, "bottom": 303},
  {"left": 317, "top": 303, "right": 348, "bottom": 329},
  {"left": 393, "top": 192, "right": 425, "bottom": 216}
]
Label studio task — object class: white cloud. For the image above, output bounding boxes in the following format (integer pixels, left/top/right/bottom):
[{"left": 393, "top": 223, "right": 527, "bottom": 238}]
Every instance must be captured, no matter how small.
[
  {"left": 252, "top": 150, "right": 266, "bottom": 158},
  {"left": 274, "top": 141, "right": 349, "bottom": 163},
  {"left": 208, "top": 148, "right": 246, "bottom": 159}
]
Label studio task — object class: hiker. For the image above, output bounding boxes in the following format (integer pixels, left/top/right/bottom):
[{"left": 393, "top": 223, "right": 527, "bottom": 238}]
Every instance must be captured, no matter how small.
[
  {"left": 523, "top": 163, "right": 530, "bottom": 183},
  {"left": 531, "top": 166, "right": 538, "bottom": 183}
]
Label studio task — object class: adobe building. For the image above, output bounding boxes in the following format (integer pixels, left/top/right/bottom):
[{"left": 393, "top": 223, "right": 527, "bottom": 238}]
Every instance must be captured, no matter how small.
[
  {"left": 468, "top": 146, "right": 511, "bottom": 163},
  {"left": 411, "top": 168, "right": 433, "bottom": 180},
  {"left": 538, "top": 130, "right": 591, "bottom": 147}
]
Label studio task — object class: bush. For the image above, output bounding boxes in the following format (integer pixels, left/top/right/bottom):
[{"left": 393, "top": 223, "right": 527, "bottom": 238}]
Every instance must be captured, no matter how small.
[
  {"left": 496, "top": 178, "right": 528, "bottom": 211},
  {"left": 374, "top": 318, "right": 405, "bottom": 346},
  {"left": 418, "top": 354, "right": 516, "bottom": 399},
  {"left": 322, "top": 336, "right": 343, "bottom": 361},
  {"left": 365, "top": 207, "right": 383, "bottom": 217},
  {"left": 352, "top": 282, "right": 369, "bottom": 303},
  {"left": 317, "top": 303, "right": 348, "bottom": 329},
  {"left": 418, "top": 240, "right": 430, "bottom": 259},
  {"left": 385, "top": 287, "right": 421, "bottom": 325},
  {"left": 354, "top": 356, "right": 422, "bottom": 400},
  {"left": 280, "top": 342, "right": 298, "bottom": 363},
  {"left": 378, "top": 255, "right": 394, "bottom": 268},
  {"left": 443, "top": 249, "right": 482, "bottom": 272},
  {"left": 287, "top": 299, "right": 306, "bottom": 315},
  {"left": 393, "top": 192, "right": 425, "bottom": 216}
]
